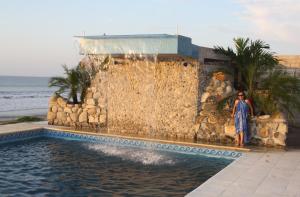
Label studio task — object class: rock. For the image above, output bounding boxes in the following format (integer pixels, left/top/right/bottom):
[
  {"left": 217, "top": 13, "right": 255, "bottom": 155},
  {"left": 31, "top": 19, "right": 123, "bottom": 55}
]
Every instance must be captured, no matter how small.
[
  {"left": 200, "top": 122, "right": 208, "bottom": 130},
  {"left": 205, "top": 86, "right": 213, "bottom": 92},
  {"left": 206, "top": 96, "right": 217, "bottom": 104},
  {"left": 201, "top": 92, "right": 210, "bottom": 103},
  {"left": 277, "top": 123, "right": 288, "bottom": 134},
  {"left": 86, "top": 99, "right": 95, "bottom": 106},
  {"left": 91, "top": 87, "right": 96, "bottom": 93},
  {"left": 47, "top": 111, "right": 56, "bottom": 120},
  {"left": 215, "top": 125, "right": 223, "bottom": 134},
  {"left": 98, "top": 97, "right": 106, "bottom": 105},
  {"left": 225, "top": 86, "right": 232, "bottom": 95},
  {"left": 71, "top": 107, "right": 78, "bottom": 113},
  {"left": 266, "top": 138, "right": 275, "bottom": 146},
  {"left": 57, "top": 97, "right": 67, "bottom": 107},
  {"left": 208, "top": 115, "right": 217, "bottom": 124},
  {"left": 258, "top": 127, "right": 269, "bottom": 138},
  {"left": 202, "top": 103, "right": 216, "bottom": 111},
  {"left": 49, "top": 95, "right": 58, "bottom": 102},
  {"left": 86, "top": 104, "right": 96, "bottom": 109},
  {"left": 266, "top": 122, "right": 278, "bottom": 132},
  {"left": 77, "top": 108, "right": 83, "bottom": 115},
  {"left": 220, "top": 81, "right": 226, "bottom": 89},
  {"left": 88, "top": 116, "right": 95, "bottom": 123},
  {"left": 85, "top": 91, "right": 93, "bottom": 99},
  {"left": 89, "top": 116, "right": 98, "bottom": 123},
  {"left": 197, "top": 131, "right": 208, "bottom": 140},
  {"left": 195, "top": 115, "right": 205, "bottom": 124},
  {"left": 51, "top": 106, "right": 58, "bottom": 113},
  {"left": 56, "top": 112, "right": 67, "bottom": 121},
  {"left": 274, "top": 132, "right": 286, "bottom": 146},
  {"left": 213, "top": 78, "right": 221, "bottom": 86},
  {"left": 70, "top": 113, "right": 78, "bottom": 122},
  {"left": 96, "top": 108, "right": 101, "bottom": 115},
  {"left": 79, "top": 112, "right": 88, "bottom": 123},
  {"left": 214, "top": 72, "right": 226, "bottom": 81},
  {"left": 216, "top": 87, "right": 224, "bottom": 94},
  {"left": 64, "top": 107, "right": 72, "bottom": 114},
  {"left": 224, "top": 123, "right": 236, "bottom": 138},
  {"left": 93, "top": 92, "right": 101, "bottom": 100},
  {"left": 54, "top": 119, "right": 59, "bottom": 125},
  {"left": 192, "top": 123, "right": 200, "bottom": 133},
  {"left": 49, "top": 95, "right": 58, "bottom": 106},
  {"left": 99, "top": 114, "right": 106, "bottom": 124},
  {"left": 88, "top": 108, "right": 97, "bottom": 115},
  {"left": 200, "top": 110, "right": 209, "bottom": 116},
  {"left": 258, "top": 115, "right": 271, "bottom": 120}
]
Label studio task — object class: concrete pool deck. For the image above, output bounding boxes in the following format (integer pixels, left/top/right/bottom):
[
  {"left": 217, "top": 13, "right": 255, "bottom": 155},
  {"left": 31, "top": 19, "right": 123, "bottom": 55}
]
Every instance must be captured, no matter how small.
[{"left": 1, "top": 122, "right": 299, "bottom": 197}]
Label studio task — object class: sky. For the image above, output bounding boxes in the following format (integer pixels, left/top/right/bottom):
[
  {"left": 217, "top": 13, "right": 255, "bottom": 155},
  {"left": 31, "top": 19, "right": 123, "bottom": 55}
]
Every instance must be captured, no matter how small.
[{"left": 0, "top": 0, "right": 299, "bottom": 77}]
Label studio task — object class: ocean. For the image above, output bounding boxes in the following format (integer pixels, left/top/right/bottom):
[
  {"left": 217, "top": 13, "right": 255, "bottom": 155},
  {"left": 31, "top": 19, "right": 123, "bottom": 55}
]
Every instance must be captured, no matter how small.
[{"left": 0, "top": 76, "right": 56, "bottom": 120}]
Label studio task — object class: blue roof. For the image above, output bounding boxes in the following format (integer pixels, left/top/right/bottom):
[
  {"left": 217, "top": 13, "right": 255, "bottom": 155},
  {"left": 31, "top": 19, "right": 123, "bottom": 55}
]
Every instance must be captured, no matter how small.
[
  {"left": 76, "top": 34, "right": 179, "bottom": 39},
  {"left": 75, "top": 34, "right": 200, "bottom": 59}
]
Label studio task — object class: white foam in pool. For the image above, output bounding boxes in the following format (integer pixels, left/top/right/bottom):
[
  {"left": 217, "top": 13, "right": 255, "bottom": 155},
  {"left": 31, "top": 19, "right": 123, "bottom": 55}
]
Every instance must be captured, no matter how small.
[{"left": 87, "top": 144, "right": 175, "bottom": 165}]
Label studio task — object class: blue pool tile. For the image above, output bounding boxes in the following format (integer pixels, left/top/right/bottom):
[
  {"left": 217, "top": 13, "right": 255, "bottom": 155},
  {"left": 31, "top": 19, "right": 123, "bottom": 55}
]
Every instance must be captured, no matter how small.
[{"left": 0, "top": 129, "right": 242, "bottom": 159}]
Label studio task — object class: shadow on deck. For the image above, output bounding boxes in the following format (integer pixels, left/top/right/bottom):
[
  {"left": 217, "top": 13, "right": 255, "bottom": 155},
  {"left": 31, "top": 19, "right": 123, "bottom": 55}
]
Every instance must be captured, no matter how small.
[{"left": 286, "top": 125, "right": 300, "bottom": 149}]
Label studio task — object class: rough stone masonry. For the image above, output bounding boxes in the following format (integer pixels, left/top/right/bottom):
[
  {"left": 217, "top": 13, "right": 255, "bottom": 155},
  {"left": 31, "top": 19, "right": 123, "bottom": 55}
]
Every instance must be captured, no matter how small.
[
  {"left": 48, "top": 57, "right": 288, "bottom": 146},
  {"left": 48, "top": 57, "right": 200, "bottom": 140}
]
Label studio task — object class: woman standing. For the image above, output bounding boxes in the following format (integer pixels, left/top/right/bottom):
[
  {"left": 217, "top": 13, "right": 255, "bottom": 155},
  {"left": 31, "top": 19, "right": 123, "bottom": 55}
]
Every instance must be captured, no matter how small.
[{"left": 231, "top": 91, "right": 254, "bottom": 146}]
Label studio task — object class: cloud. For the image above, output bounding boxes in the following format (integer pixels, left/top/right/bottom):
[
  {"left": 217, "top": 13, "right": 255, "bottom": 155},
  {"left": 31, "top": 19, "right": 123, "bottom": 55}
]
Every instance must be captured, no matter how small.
[{"left": 235, "top": 0, "right": 300, "bottom": 45}]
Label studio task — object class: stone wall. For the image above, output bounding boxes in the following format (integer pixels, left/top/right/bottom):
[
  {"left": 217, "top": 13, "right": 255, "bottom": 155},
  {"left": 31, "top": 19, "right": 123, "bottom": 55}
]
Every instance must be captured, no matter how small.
[
  {"left": 193, "top": 72, "right": 288, "bottom": 146},
  {"left": 106, "top": 58, "right": 199, "bottom": 139},
  {"left": 47, "top": 58, "right": 289, "bottom": 146},
  {"left": 48, "top": 57, "right": 200, "bottom": 139},
  {"left": 195, "top": 72, "right": 234, "bottom": 143},
  {"left": 47, "top": 95, "right": 107, "bottom": 129}
]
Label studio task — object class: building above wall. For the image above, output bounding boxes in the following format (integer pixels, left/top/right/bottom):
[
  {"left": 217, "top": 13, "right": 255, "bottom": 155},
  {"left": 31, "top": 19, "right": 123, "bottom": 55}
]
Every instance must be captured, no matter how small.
[
  {"left": 75, "top": 34, "right": 198, "bottom": 59},
  {"left": 75, "top": 34, "right": 229, "bottom": 63}
]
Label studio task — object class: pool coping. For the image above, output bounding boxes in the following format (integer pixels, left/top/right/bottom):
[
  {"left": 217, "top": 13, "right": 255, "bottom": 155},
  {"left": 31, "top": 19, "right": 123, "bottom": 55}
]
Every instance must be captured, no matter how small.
[
  {"left": 44, "top": 126, "right": 251, "bottom": 152},
  {"left": 0, "top": 122, "right": 251, "bottom": 153},
  {"left": 0, "top": 127, "right": 243, "bottom": 159}
]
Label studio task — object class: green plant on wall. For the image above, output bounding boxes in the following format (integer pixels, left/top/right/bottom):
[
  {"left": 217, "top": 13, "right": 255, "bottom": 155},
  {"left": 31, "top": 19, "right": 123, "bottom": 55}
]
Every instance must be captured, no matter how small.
[
  {"left": 48, "top": 65, "right": 81, "bottom": 104},
  {"left": 48, "top": 56, "right": 109, "bottom": 104},
  {"left": 214, "top": 38, "right": 300, "bottom": 118}
]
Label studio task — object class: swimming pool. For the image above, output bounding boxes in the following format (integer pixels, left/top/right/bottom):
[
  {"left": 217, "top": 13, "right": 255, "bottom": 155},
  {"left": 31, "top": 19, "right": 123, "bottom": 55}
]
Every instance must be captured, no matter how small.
[{"left": 0, "top": 129, "right": 241, "bottom": 196}]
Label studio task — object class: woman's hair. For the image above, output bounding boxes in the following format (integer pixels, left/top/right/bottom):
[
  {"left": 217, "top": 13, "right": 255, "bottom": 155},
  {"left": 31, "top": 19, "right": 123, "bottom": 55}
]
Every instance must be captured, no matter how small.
[{"left": 237, "top": 91, "right": 245, "bottom": 96}]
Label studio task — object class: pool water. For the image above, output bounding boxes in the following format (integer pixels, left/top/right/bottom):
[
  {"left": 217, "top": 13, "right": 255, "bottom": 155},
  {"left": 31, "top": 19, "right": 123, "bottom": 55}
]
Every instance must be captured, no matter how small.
[{"left": 0, "top": 137, "right": 232, "bottom": 196}]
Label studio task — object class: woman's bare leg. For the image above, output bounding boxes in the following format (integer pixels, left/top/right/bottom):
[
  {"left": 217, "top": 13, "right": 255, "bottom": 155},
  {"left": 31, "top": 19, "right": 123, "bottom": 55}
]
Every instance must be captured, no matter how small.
[
  {"left": 240, "top": 131, "right": 244, "bottom": 146},
  {"left": 235, "top": 133, "right": 240, "bottom": 146}
]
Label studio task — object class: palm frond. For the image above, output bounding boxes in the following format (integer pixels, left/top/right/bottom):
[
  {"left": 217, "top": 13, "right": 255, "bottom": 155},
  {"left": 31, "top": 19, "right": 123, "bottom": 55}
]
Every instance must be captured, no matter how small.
[
  {"left": 213, "top": 46, "right": 236, "bottom": 59},
  {"left": 260, "top": 70, "right": 300, "bottom": 118}
]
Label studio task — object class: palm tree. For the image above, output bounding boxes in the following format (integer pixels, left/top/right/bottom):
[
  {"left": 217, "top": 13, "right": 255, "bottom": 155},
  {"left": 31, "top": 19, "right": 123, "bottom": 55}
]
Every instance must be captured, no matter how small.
[
  {"left": 214, "top": 38, "right": 300, "bottom": 117},
  {"left": 49, "top": 65, "right": 82, "bottom": 103},
  {"left": 49, "top": 56, "right": 109, "bottom": 104},
  {"left": 214, "top": 38, "right": 251, "bottom": 90},
  {"left": 258, "top": 69, "right": 300, "bottom": 118}
]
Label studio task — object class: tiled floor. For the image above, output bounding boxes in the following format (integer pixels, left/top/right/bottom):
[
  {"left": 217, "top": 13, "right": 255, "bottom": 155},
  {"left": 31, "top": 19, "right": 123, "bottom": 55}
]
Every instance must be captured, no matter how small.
[
  {"left": 187, "top": 150, "right": 300, "bottom": 197},
  {"left": 1, "top": 122, "right": 299, "bottom": 197}
]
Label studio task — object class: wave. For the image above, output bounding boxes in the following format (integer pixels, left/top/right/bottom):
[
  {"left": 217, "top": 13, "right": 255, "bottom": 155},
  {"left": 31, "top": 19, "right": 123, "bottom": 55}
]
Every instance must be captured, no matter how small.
[
  {"left": 87, "top": 144, "right": 175, "bottom": 165},
  {"left": 0, "top": 95, "right": 51, "bottom": 99},
  {"left": 0, "top": 107, "right": 47, "bottom": 113}
]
